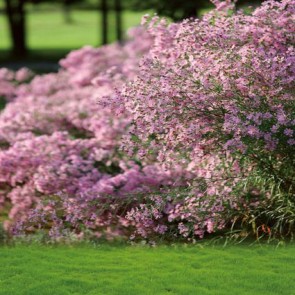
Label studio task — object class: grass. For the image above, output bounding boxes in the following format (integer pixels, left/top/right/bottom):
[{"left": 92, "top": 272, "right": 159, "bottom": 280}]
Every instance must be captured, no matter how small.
[
  {"left": 0, "top": 9, "right": 148, "bottom": 50},
  {"left": 0, "top": 243, "right": 294, "bottom": 295},
  {"left": 0, "top": 8, "right": 150, "bottom": 65}
]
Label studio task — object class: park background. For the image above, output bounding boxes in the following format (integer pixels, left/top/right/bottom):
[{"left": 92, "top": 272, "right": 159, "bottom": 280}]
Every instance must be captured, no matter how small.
[{"left": 0, "top": 0, "right": 259, "bottom": 72}]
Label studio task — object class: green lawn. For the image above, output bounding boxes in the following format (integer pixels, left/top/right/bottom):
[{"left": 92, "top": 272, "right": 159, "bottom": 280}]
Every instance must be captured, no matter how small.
[
  {"left": 0, "top": 9, "right": 149, "bottom": 50},
  {"left": 0, "top": 8, "right": 150, "bottom": 65},
  {"left": 0, "top": 243, "right": 294, "bottom": 295}
]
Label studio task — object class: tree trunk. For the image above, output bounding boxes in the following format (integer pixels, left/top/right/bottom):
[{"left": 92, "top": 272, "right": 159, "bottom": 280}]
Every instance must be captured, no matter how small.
[
  {"left": 101, "top": 0, "right": 108, "bottom": 45},
  {"left": 62, "top": 0, "right": 73, "bottom": 24},
  {"left": 5, "top": 0, "right": 27, "bottom": 58},
  {"left": 114, "top": 0, "right": 122, "bottom": 43}
]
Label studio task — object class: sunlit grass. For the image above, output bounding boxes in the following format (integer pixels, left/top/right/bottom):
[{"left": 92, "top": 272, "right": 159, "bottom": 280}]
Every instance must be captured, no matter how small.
[
  {"left": 0, "top": 8, "right": 150, "bottom": 67},
  {"left": 0, "top": 9, "right": 148, "bottom": 51},
  {"left": 0, "top": 243, "right": 294, "bottom": 295}
]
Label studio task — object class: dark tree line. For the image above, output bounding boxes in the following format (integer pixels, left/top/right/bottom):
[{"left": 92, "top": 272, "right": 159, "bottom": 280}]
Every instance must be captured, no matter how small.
[
  {"left": 125, "top": 0, "right": 264, "bottom": 21},
  {"left": 124, "top": 0, "right": 212, "bottom": 21}
]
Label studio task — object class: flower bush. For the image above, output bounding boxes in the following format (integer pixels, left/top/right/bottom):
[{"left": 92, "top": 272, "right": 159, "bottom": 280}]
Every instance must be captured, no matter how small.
[
  {"left": 121, "top": 0, "right": 295, "bottom": 239},
  {"left": 0, "top": 0, "right": 294, "bottom": 242},
  {"left": 0, "top": 27, "right": 158, "bottom": 237}
]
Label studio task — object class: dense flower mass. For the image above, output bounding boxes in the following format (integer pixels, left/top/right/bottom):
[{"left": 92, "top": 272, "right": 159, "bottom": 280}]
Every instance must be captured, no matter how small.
[
  {"left": 0, "top": 0, "right": 294, "bottom": 242},
  {"left": 122, "top": 0, "right": 294, "bottom": 163},
  {"left": 0, "top": 27, "right": 156, "bottom": 236},
  {"left": 0, "top": 67, "right": 33, "bottom": 102},
  {"left": 120, "top": 0, "right": 295, "bottom": 239}
]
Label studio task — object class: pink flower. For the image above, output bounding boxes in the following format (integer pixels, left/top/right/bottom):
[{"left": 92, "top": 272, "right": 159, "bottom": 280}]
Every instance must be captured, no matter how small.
[
  {"left": 284, "top": 128, "right": 293, "bottom": 137},
  {"left": 206, "top": 220, "right": 214, "bottom": 233}
]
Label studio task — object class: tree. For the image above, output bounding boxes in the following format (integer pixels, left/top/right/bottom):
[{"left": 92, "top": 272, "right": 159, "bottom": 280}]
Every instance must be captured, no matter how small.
[
  {"left": 114, "top": 0, "right": 123, "bottom": 43},
  {"left": 101, "top": 0, "right": 108, "bottom": 44},
  {"left": 4, "top": 0, "right": 124, "bottom": 58},
  {"left": 4, "top": 0, "right": 77, "bottom": 58},
  {"left": 5, "top": 0, "right": 27, "bottom": 58},
  {"left": 101, "top": 0, "right": 123, "bottom": 45},
  {"left": 61, "top": 0, "right": 79, "bottom": 24}
]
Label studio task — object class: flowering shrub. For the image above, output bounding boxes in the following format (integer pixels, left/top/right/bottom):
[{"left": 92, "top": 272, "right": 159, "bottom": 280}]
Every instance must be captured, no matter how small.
[
  {"left": 123, "top": 0, "right": 294, "bottom": 164},
  {"left": 0, "top": 0, "right": 294, "bottom": 242},
  {"left": 121, "top": 0, "right": 295, "bottom": 238},
  {"left": 0, "top": 28, "right": 156, "bottom": 237}
]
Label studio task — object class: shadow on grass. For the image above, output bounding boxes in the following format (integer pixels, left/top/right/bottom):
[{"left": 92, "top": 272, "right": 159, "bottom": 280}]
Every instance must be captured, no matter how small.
[{"left": 0, "top": 49, "right": 77, "bottom": 73}]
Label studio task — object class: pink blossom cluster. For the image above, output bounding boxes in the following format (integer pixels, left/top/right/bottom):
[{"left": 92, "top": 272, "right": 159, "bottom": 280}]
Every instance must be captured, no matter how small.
[
  {"left": 0, "top": 67, "right": 33, "bottom": 102},
  {"left": 0, "top": 28, "right": 157, "bottom": 235},
  {"left": 0, "top": 27, "right": 152, "bottom": 145},
  {"left": 122, "top": 0, "right": 294, "bottom": 165}
]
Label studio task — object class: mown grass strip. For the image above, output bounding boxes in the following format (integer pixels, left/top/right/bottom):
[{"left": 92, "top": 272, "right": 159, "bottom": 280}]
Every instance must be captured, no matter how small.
[{"left": 0, "top": 243, "right": 294, "bottom": 295}]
